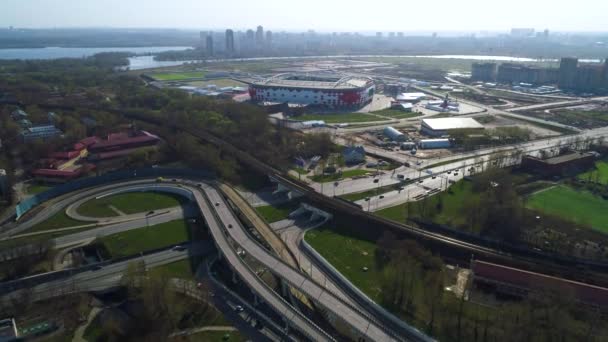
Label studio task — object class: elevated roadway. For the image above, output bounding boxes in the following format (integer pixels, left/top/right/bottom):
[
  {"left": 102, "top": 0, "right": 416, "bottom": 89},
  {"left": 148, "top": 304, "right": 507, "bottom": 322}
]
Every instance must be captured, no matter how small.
[
  {"left": 193, "top": 184, "right": 336, "bottom": 342},
  {"left": 1, "top": 246, "right": 207, "bottom": 303},
  {"left": 199, "top": 183, "right": 427, "bottom": 341}
]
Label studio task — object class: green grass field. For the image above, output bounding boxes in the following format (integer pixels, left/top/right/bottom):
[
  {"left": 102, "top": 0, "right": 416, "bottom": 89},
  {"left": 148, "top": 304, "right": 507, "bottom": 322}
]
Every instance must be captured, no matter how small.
[
  {"left": 553, "top": 109, "right": 608, "bottom": 126},
  {"left": 77, "top": 192, "right": 185, "bottom": 217},
  {"left": 26, "top": 184, "right": 52, "bottom": 195},
  {"left": 309, "top": 169, "right": 370, "bottom": 183},
  {"left": 150, "top": 71, "right": 206, "bottom": 81},
  {"left": 185, "top": 78, "right": 246, "bottom": 88},
  {"left": 150, "top": 259, "right": 196, "bottom": 280},
  {"left": 293, "top": 167, "right": 309, "bottom": 175},
  {"left": 305, "top": 226, "right": 384, "bottom": 301},
  {"left": 376, "top": 180, "right": 479, "bottom": 229},
  {"left": 100, "top": 220, "right": 190, "bottom": 258},
  {"left": 372, "top": 108, "right": 423, "bottom": 119},
  {"left": 499, "top": 115, "right": 578, "bottom": 134},
  {"left": 577, "top": 160, "right": 608, "bottom": 185},
  {"left": 526, "top": 185, "right": 608, "bottom": 233},
  {"left": 295, "top": 112, "right": 387, "bottom": 123},
  {"left": 27, "top": 210, "right": 87, "bottom": 233},
  {"left": 255, "top": 202, "right": 299, "bottom": 223}
]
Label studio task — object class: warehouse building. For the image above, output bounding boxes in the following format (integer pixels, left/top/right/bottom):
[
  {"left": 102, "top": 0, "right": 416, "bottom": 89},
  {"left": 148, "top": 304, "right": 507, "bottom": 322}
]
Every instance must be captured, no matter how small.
[
  {"left": 521, "top": 151, "right": 596, "bottom": 176},
  {"left": 421, "top": 118, "right": 484, "bottom": 137},
  {"left": 472, "top": 259, "right": 608, "bottom": 308},
  {"left": 20, "top": 125, "right": 63, "bottom": 142},
  {"left": 418, "top": 138, "right": 451, "bottom": 149},
  {"left": 343, "top": 146, "right": 366, "bottom": 164},
  {"left": 383, "top": 126, "right": 406, "bottom": 141},
  {"left": 395, "top": 92, "right": 426, "bottom": 103}
]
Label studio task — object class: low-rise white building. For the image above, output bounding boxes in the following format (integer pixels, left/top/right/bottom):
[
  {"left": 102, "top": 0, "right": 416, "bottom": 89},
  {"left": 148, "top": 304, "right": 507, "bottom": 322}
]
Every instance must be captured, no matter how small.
[{"left": 421, "top": 118, "right": 484, "bottom": 137}]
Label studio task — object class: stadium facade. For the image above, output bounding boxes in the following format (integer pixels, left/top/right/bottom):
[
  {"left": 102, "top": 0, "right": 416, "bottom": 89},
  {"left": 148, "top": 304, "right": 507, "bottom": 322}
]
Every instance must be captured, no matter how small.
[{"left": 249, "top": 73, "right": 375, "bottom": 108}]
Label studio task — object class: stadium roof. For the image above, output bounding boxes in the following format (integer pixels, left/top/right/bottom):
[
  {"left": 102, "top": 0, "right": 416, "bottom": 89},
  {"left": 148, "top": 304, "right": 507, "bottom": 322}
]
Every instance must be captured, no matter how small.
[
  {"left": 422, "top": 118, "right": 484, "bottom": 131},
  {"left": 252, "top": 73, "right": 372, "bottom": 90}
]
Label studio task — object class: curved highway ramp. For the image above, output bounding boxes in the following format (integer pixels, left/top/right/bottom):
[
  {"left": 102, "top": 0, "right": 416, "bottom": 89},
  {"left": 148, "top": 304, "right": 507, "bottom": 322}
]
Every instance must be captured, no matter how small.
[{"left": 195, "top": 184, "right": 405, "bottom": 342}]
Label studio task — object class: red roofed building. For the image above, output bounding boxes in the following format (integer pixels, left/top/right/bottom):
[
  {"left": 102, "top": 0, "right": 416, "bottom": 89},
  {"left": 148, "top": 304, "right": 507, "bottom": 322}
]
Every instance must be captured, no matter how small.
[
  {"left": 79, "top": 136, "right": 100, "bottom": 147},
  {"left": 31, "top": 164, "right": 95, "bottom": 183},
  {"left": 88, "top": 130, "right": 160, "bottom": 153},
  {"left": 50, "top": 150, "right": 81, "bottom": 160},
  {"left": 472, "top": 260, "right": 608, "bottom": 308},
  {"left": 88, "top": 147, "right": 147, "bottom": 161}
]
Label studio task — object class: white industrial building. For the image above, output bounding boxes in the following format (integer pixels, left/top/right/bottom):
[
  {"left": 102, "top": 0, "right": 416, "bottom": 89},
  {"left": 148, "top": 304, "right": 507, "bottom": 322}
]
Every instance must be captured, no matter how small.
[
  {"left": 383, "top": 126, "right": 406, "bottom": 141},
  {"left": 421, "top": 118, "right": 484, "bottom": 137},
  {"left": 395, "top": 92, "right": 426, "bottom": 103},
  {"left": 391, "top": 102, "right": 413, "bottom": 112},
  {"left": 419, "top": 138, "right": 451, "bottom": 149}
]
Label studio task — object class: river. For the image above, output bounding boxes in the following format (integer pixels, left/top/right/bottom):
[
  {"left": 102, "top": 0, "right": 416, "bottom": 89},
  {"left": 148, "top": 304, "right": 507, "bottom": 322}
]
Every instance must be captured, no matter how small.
[
  {"left": 0, "top": 46, "right": 192, "bottom": 60},
  {"left": 0, "top": 47, "right": 602, "bottom": 70}
]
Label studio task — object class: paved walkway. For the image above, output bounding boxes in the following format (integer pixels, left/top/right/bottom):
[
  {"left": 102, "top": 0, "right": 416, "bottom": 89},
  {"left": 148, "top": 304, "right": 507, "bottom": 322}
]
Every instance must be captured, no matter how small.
[
  {"left": 107, "top": 205, "right": 126, "bottom": 216},
  {"left": 170, "top": 325, "right": 237, "bottom": 338},
  {"left": 72, "top": 306, "right": 102, "bottom": 342}
]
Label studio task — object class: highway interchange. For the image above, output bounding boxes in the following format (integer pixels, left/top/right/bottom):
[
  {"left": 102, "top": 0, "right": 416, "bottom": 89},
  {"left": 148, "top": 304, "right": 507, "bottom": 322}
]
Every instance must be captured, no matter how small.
[
  {"left": 0, "top": 178, "right": 431, "bottom": 341},
  {"left": 2, "top": 67, "right": 608, "bottom": 341}
]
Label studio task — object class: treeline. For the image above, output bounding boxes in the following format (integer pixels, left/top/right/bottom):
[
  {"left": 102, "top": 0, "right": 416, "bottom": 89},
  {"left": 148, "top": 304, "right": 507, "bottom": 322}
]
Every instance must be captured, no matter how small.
[
  {"left": 374, "top": 232, "right": 608, "bottom": 341},
  {"left": 1, "top": 55, "right": 337, "bottom": 185},
  {"left": 112, "top": 79, "right": 335, "bottom": 181}
]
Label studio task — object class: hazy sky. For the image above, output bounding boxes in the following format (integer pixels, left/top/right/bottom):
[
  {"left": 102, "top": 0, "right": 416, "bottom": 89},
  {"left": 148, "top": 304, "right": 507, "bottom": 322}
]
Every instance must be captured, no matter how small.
[{"left": 3, "top": 0, "right": 607, "bottom": 32}]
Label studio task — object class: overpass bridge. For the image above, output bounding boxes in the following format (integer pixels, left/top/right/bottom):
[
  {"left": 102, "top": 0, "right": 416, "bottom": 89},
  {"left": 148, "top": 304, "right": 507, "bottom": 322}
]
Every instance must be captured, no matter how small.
[{"left": 197, "top": 183, "right": 418, "bottom": 341}]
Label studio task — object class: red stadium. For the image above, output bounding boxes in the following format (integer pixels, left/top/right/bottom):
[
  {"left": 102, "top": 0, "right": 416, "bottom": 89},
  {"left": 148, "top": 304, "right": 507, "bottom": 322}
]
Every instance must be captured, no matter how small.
[{"left": 248, "top": 73, "right": 375, "bottom": 109}]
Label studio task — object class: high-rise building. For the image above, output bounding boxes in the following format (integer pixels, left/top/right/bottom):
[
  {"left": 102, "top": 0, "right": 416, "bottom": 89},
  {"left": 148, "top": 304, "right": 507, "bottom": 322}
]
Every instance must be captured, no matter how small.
[
  {"left": 471, "top": 62, "right": 498, "bottom": 82},
  {"left": 397, "top": 32, "right": 404, "bottom": 38},
  {"left": 225, "top": 29, "right": 235, "bottom": 54},
  {"left": 265, "top": 30, "right": 273, "bottom": 47},
  {"left": 199, "top": 31, "right": 205, "bottom": 47},
  {"left": 604, "top": 58, "right": 608, "bottom": 87},
  {"left": 205, "top": 33, "right": 214, "bottom": 56},
  {"left": 558, "top": 57, "right": 578, "bottom": 89},
  {"left": 375, "top": 32, "right": 383, "bottom": 38},
  {"left": 245, "top": 29, "right": 255, "bottom": 51},
  {"left": 246, "top": 29, "right": 255, "bottom": 41},
  {"left": 511, "top": 28, "right": 535, "bottom": 38},
  {"left": 256, "top": 25, "right": 264, "bottom": 47}
]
